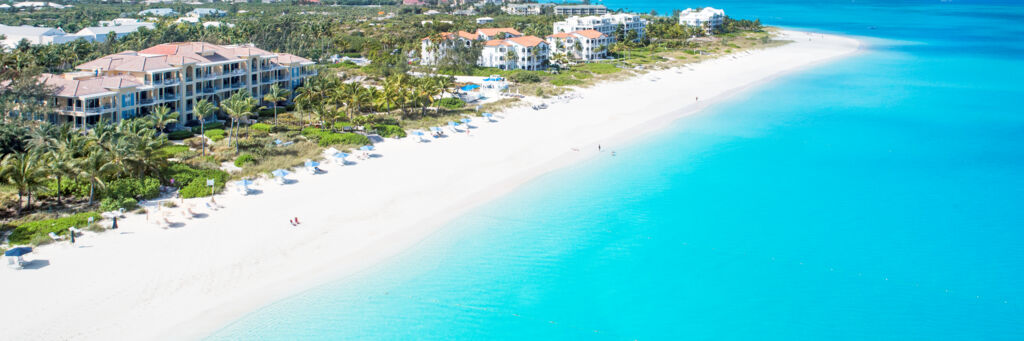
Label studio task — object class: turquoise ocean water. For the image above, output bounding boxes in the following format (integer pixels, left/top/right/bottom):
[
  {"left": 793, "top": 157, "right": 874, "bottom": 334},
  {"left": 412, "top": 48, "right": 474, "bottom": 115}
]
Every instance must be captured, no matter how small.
[{"left": 208, "top": 1, "right": 1024, "bottom": 339}]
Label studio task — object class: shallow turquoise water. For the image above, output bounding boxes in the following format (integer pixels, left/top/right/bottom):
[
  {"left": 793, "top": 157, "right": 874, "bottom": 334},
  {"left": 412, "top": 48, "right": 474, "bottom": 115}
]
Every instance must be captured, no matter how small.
[{"left": 208, "top": 1, "right": 1024, "bottom": 339}]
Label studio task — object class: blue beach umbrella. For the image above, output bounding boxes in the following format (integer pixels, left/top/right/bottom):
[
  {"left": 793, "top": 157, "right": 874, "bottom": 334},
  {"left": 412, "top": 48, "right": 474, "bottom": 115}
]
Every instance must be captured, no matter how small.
[
  {"left": 360, "top": 145, "right": 374, "bottom": 151},
  {"left": 447, "top": 121, "right": 459, "bottom": 127},
  {"left": 332, "top": 152, "right": 349, "bottom": 159},
  {"left": 236, "top": 179, "right": 254, "bottom": 187},
  {"left": 429, "top": 127, "right": 442, "bottom": 132},
  {"left": 482, "top": 113, "right": 493, "bottom": 118},
  {"left": 460, "top": 118, "right": 472, "bottom": 124},
  {"left": 271, "top": 169, "right": 289, "bottom": 177},
  {"left": 4, "top": 246, "right": 32, "bottom": 257},
  {"left": 412, "top": 131, "right": 425, "bottom": 136},
  {"left": 304, "top": 160, "right": 320, "bottom": 167}
]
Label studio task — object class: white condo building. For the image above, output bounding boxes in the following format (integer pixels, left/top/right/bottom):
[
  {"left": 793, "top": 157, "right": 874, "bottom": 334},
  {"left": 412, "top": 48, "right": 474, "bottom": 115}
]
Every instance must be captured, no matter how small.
[
  {"left": 480, "top": 36, "right": 549, "bottom": 71},
  {"left": 679, "top": 7, "right": 725, "bottom": 31},
  {"left": 546, "top": 29, "right": 610, "bottom": 63},
  {"left": 420, "top": 28, "right": 523, "bottom": 65},
  {"left": 553, "top": 13, "right": 647, "bottom": 42},
  {"left": 31, "top": 42, "right": 316, "bottom": 128}
]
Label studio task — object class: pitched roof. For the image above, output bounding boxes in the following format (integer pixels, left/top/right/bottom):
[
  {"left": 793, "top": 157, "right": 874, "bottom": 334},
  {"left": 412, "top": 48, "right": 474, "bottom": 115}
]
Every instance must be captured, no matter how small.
[
  {"left": 477, "top": 27, "right": 522, "bottom": 37},
  {"left": 574, "top": 29, "right": 605, "bottom": 39},
  {"left": 272, "top": 52, "right": 313, "bottom": 65},
  {"left": 506, "top": 35, "right": 545, "bottom": 47},
  {"left": 76, "top": 52, "right": 178, "bottom": 72},
  {"left": 39, "top": 73, "right": 142, "bottom": 98},
  {"left": 139, "top": 42, "right": 274, "bottom": 63},
  {"left": 422, "top": 30, "right": 477, "bottom": 41}
]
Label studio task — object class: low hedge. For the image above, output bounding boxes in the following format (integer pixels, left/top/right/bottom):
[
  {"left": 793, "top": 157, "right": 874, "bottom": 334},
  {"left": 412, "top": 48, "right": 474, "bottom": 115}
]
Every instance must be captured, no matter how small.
[
  {"left": 166, "top": 130, "right": 193, "bottom": 140},
  {"left": 192, "top": 121, "right": 224, "bottom": 133},
  {"left": 372, "top": 124, "right": 406, "bottom": 138},
  {"left": 158, "top": 145, "right": 190, "bottom": 158},
  {"left": 163, "top": 163, "right": 230, "bottom": 198},
  {"left": 234, "top": 153, "right": 256, "bottom": 167},
  {"left": 251, "top": 123, "right": 273, "bottom": 132},
  {"left": 105, "top": 177, "right": 160, "bottom": 201},
  {"left": 100, "top": 197, "right": 138, "bottom": 212},
  {"left": 205, "top": 129, "right": 226, "bottom": 142},
  {"left": 437, "top": 97, "right": 465, "bottom": 110},
  {"left": 8, "top": 212, "right": 103, "bottom": 245}
]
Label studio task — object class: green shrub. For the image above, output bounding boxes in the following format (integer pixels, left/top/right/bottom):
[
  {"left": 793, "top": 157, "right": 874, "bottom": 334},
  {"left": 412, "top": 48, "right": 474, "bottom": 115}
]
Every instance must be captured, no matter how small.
[
  {"left": 166, "top": 130, "right": 193, "bottom": 140},
  {"left": 235, "top": 153, "right": 256, "bottom": 167},
  {"left": 436, "top": 97, "right": 465, "bottom": 110},
  {"left": 8, "top": 212, "right": 102, "bottom": 245},
  {"left": 251, "top": 123, "right": 273, "bottom": 132},
  {"left": 100, "top": 197, "right": 138, "bottom": 212},
  {"left": 372, "top": 124, "right": 407, "bottom": 138},
  {"left": 333, "top": 121, "right": 354, "bottom": 131},
  {"left": 192, "top": 121, "right": 224, "bottom": 133},
  {"left": 509, "top": 71, "right": 541, "bottom": 83},
  {"left": 46, "top": 178, "right": 90, "bottom": 199},
  {"left": 205, "top": 129, "right": 226, "bottom": 142},
  {"left": 158, "top": 145, "right": 190, "bottom": 158},
  {"left": 105, "top": 177, "right": 160, "bottom": 201},
  {"left": 162, "top": 163, "right": 229, "bottom": 198}
]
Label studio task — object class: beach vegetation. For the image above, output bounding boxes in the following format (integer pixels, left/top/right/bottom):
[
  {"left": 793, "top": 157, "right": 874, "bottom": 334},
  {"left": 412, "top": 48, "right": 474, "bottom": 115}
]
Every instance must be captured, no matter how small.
[
  {"left": 166, "top": 130, "right": 194, "bottom": 141},
  {"left": 7, "top": 212, "right": 102, "bottom": 245}
]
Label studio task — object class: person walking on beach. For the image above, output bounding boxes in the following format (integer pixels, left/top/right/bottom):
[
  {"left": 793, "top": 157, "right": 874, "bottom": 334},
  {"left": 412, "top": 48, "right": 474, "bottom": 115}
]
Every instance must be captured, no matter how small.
[
  {"left": 598, "top": 144, "right": 602, "bottom": 152},
  {"left": 69, "top": 227, "right": 75, "bottom": 244}
]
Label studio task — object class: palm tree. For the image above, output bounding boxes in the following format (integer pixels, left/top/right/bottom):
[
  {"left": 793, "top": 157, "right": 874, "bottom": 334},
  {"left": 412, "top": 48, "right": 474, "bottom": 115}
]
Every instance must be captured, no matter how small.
[
  {"left": 149, "top": 105, "right": 179, "bottom": 133},
  {"left": 263, "top": 84, "right": 290, "bottom": 125},
  {"left": 221, "top": 91, "right": 261, "bottom": 154},
  {"left": 193, "top": 99, "right": 217, "bottom": 156},
  {"left": 0, "top": 151, "right": 50, "bottom": 215},
  {"left": 48, "top": 147, "right": 76, "bottom": 205},
  {"left": 76, "top": 149, "right": 115, "bottom": 206}
]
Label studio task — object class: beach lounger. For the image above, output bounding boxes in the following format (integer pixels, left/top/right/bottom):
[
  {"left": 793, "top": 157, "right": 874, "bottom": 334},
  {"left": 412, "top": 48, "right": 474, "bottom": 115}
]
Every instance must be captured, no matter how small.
[
  {"left": 275, "top": 176, "right": 286, "bottom": 185},
  {"left": 205, "top": 202, "right": 219, "bottom": 211},
  {"left": 69, "top": 227, "right": 84, "bottom": 235},
  {"left": 182, "top": 210, "right": 193, "bottom": 220},
  {"left": 163, "top": 217, "right": 174, "bottom": 228},
  {"left": 188, "top": 207, "right": 200, "bottom": 218},
  {"left": 7, "top": 257, "right": 23, "bottom": 270},
  {"left": 48, "top": 232, "right": 65, "bottom": 241}
]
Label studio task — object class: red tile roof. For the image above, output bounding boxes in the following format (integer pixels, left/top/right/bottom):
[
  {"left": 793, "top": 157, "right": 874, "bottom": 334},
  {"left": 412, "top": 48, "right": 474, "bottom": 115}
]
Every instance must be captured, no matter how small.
[{"left": 477, "top": 27, "right": 523, "bottom": 37}]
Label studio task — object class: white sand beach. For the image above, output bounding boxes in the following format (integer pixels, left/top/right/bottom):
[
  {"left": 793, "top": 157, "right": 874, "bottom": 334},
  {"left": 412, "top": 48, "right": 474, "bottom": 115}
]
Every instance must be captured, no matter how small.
[{"left": 0, "top": 31, "right": 860, "bottom": 340}]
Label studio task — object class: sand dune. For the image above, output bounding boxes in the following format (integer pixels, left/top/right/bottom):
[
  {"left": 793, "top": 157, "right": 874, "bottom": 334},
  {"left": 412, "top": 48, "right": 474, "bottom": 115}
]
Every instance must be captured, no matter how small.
[{"left": 0, "top": 31, "right": 860, "bottom": 340}]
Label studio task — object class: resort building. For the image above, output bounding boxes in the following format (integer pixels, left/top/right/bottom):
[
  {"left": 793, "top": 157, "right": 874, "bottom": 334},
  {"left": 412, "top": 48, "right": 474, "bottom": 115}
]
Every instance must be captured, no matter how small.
[
  {"left": 502, "top": 3, "right": 550, "bottom": 15},
  {"left": 480, "top": 36, "right": 549, "bottom": 71},
  {"left": 0, "top": 22, "right": 154, "bottom": 49},
  {"left": 420, "top": 31, "right": 477, "bottom": 65},
  {"left": 11, "top": 1, "right": 68, "bottom": 10},
  {"left": 138, "top": 8, "right": 177, "bottom": 17},
  {"left": 187, "top": 8, "right": 227, "bottom": 18},
  {"left": 546, "top": 29, "right": 610, "bottom": 63},
  {"left": 679, "top": 7, "right": 725, "bottom": 31},
  {"left": 476, "top": 17, "right": 494, "bottom": 25},
  {"left": 32, "top": 42, "right": 316, "bottom": 128},
  {"left": 553, "top": 4, "right": 607, "bottom": 16},
  {"left": 99, "top": 18, "right": 148, "bottom": 27},
  {"left": 553, "top": 13, "right": 647, "bottom": 42},
  {"left": 476, "top": 27, "right": 523, "bottom": 40}
]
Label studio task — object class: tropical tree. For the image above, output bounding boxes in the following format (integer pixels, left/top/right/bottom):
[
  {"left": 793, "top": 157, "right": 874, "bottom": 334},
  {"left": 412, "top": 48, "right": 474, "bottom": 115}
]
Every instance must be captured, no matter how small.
[
  {"left": 0, "top": 151, "right": 50, "bottom": 214},
  {"left": 263, "top": 84, "right": 290, "bottom": 125},
  {"left": 47, "top": 147, "right": 76, "bottom": 205},
  {"left": 221, "top": 91, "right": 261, "bottom": 153},
  {"left": 193, "top": 99, "right": 217, "bottom": 156},
  {"left": 75, "top": 148, "right": 115, "bottom": 206},
  {"left": 149, "top": 105, "right": 179, "bottom": 133}
]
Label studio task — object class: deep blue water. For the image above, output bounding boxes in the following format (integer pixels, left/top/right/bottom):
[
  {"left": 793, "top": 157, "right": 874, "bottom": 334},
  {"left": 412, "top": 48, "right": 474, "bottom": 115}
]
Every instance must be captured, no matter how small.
[{"left": 208, "top": 1, "right": 1024, "bottom": 339}]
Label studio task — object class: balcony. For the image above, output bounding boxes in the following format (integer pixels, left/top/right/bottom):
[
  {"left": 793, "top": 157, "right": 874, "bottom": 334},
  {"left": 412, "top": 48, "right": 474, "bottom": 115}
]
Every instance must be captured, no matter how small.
[
  {"left": 162, "top": 94, "right": 178, "bottom": 101},
  {"left": 230, "top": 69, "right": 245, "bottom": 76},
  {"left": 202, "top": 87, "right": 218, "bottom": 94},
  {"left": 140, "top": 98, "right": 155, "bottom": 105},
  {"left": 162, "top": 79, "right": 179, "bottom": 86}
]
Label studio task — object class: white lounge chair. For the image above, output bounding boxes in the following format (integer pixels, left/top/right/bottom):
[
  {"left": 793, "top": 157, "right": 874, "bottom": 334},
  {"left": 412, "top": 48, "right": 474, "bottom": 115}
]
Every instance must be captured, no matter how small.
[
  {"left": 237, "top": 186, "right": 251, "bottom": 195},
  {"left": 205, "top": 202, "right": 219, "bottom": 211},
  {"left": 48, "top": 232, "right": 65, "bottom": 241},
  {"left": 69, "top": 227, "right": 84, "bottom": 235},
  {"left": 182, "top": 210, "right": 193, "bottom": 220},
  {"left": 188, "top": 207, "right": 200, "bottom": 217},
  {"left": 7, "top": 257, "right": 23, "bottom": 270},
  {"left": 275, "top": 176, "right": 286, "bottom": 185},
  {"left": 162, "top": 217, "right": 174, "bottom": 228}
]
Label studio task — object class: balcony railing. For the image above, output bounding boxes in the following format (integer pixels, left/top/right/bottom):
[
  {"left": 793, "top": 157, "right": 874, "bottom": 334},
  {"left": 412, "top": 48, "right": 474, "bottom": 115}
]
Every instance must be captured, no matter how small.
[
  {"left": 140, "top": 98, "right": 155, "bottom": 105},
  {"left": 163, "top": 79, "right": 179, "bottom": 86},
  {"left": 202, "top": 87, "right": 217, "bottom": 94}
]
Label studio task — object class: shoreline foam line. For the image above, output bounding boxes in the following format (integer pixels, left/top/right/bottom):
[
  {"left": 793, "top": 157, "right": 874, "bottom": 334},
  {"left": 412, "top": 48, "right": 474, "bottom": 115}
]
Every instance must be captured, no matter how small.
[{"left": 0, "top": 30, "right": 861, "bottom": 341}]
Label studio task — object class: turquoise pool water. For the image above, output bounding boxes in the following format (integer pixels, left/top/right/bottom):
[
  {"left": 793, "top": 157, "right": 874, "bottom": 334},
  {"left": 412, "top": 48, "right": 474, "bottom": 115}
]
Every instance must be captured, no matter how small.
[{"left": 208, "top": 1, "right": 1024, "bottom": 339}]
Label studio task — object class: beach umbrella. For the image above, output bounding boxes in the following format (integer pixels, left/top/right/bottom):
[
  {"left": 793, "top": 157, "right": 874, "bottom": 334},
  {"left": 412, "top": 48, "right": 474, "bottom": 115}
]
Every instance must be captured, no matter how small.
[
  {"left": 4, "top": 246, "right": 32, "bottom": 257},
  {"left": 236, "top": 179, "right": 254, "bottom": 187},
  {"left": 429, "top": 127, "right": 442, "bottom": 132},
  {"left": 482, "top": 113, "right": 493, "bottom": 118},
  {"left": 447, "top": 121, "right": 459, "bottom": 127},
  {"left": 460, "top": 118, "right": 472, "bottom": 124},
  {"left": 359, "top": 145, "right": 374, "bottom": 151},
  {"left": 271, "top": 169, "right": 290, "bottom": 177},
  {"left": 332, "top": 152, "right": 349, "bottom": 159},
  {"left": 305, "top": 160, "right": 320, "bottom": 168},
  {"left": 412, "top": 131, "right": 425, "bottom": 136}
]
